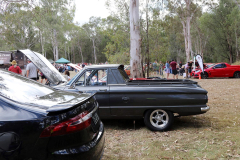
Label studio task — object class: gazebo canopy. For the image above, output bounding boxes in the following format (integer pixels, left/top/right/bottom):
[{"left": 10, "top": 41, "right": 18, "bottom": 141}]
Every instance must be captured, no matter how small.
[{"left": 55, "top": 58, "right": 70, "bottom": 64}]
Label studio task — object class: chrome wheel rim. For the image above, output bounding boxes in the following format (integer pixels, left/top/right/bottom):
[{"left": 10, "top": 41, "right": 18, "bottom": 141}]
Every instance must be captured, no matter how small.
[{"left": 150, "top": 109, "right": 169, "bottom": 129}]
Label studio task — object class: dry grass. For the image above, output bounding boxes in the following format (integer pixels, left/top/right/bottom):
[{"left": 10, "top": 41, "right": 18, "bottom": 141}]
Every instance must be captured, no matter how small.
[
  {"left": 66, "top": 70, "right": 240, "bottom": 159},
  {"left": 101, "top": 78, "right": 240, "bottom": 159},
  {"left": 233, "top": 61, "right": 240, "bottom": 65}
]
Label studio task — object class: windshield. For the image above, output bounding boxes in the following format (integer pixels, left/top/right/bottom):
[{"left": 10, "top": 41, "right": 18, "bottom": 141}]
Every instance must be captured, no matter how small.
[{"left": 67, "top": 68, "right": 85, "bottom": 85}]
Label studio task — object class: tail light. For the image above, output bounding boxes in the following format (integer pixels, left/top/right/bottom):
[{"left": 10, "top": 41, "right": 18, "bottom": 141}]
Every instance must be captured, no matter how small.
[{"left": 40, "top": 111, "right": 91, "bottom": 138}]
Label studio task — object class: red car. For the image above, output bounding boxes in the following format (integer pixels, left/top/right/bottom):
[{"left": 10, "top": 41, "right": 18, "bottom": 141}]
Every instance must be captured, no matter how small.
[
  {"left": 193, "top": 63, "right": 240, "bottom": 78},
  {"left": 191, "top": 63, "right": 215, "bottom": 78},
  {"left": 125, "top": 65, "right": 131, "bottom": 76}
]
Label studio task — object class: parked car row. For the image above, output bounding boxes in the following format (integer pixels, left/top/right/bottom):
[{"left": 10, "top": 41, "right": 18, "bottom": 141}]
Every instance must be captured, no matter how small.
[{"left": 0, "top": 49, "right": 210, "bottom": 160}]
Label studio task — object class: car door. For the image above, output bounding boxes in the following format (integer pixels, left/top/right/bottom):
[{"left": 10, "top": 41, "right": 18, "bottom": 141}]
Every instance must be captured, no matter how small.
[
  {"left": 74, "top": 69, "right": 110, "bottom": 117},
  {"left": 108, "top": 68, "right": 143, "bottom": 118},
  {"left": 211, "top": 64, "right": 225, "bottom": 77},
  {"left": 221, "top": 63, "right": 229, "bottom": 77}
]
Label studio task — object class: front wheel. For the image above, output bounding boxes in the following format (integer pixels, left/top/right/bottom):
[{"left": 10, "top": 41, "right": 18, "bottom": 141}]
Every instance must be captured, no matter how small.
[
  {"left": 144, "top": 109, "right": 174, "bottom": 131},
  {"left": 234, "top": 71, "right": 240, "bottom": 78},
  {"left": 201, "top": 72, "right": 208, "bottom": 79}
]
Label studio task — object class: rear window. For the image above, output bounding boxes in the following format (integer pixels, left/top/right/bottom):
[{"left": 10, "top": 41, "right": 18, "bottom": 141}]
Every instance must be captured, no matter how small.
[
  {"left": 0, "top": 70, "right": 54, "bottom": 103},
  {"left": 118, "top": 68, "right": 129, "bottom": 82}
]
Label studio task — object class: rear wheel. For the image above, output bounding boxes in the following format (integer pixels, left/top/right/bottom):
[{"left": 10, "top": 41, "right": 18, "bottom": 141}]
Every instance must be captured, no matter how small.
[
  {"left": 201, "top": 72, "right": 208, "bottom": 79},
  {"left": 234, "top": 71, "right": 240, "bottom": 78},
  {"left": 144, "top": 109, "right": 174, "bottom": 131}
]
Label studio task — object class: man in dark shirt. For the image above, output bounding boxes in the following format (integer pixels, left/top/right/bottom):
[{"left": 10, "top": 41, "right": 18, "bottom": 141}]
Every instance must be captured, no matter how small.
[
  {"left": 170, "top": 59, "right": 178, "bottom": 79},
  {"left": 179, "top": 61, "right": 182, "bottom": 68}
]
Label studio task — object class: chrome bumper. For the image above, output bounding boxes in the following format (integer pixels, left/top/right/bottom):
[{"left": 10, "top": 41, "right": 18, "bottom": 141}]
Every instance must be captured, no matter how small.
[{"left": 201, "top": 106, "right": 210, "bottom": 112}]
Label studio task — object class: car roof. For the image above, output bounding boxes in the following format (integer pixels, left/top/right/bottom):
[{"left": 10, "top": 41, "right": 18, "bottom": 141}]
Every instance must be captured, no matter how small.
[{"left": 85, "top": 64, "right": 122, "bottom": 69}]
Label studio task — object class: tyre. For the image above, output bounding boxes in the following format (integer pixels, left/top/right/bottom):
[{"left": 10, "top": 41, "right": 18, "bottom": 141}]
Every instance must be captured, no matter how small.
[
  {"left": 234, "top": 71, "right": 240, "bottom": 78},
  {"left": 201, "top": 72, "right": 208, "bottom": 79},
  {"left": 144, "top": 109, "right": 174, "bottom": 131}
]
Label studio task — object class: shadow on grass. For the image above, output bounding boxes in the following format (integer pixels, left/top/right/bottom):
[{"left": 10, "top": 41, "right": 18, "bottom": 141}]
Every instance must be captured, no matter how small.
[
  {"left": 102, "top": 119, "right": 145, "bottom": 130},
  {"left": 173, "top": 116, "right": 212, "bottom": 130},
  {"left": 102, "top": 115, "right": 211, "bottom": 131}
]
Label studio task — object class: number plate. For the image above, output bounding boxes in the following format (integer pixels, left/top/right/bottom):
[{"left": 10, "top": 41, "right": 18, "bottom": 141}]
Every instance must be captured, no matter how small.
[{"left": 92, "top": 112, "right": 99, "bottom": 125}]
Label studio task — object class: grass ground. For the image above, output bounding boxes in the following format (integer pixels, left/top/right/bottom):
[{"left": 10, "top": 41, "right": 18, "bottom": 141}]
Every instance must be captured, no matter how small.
[
  {"left": 59, "top": 70, "right": 240, "bottom": 159},
  {"left": 101, "top": 77, "right": 240, "bottom": 159}
]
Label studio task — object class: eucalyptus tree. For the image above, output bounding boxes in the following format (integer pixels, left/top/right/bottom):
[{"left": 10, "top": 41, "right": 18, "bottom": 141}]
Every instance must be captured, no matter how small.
[
  {"left": 82, "top": 17, "right": 102, "bottom": 64},
  {"left": 199, "top": 0, "right": 240, "bottom": 63},
  {"left": 37, "top": 0, "right": 75, "bottom": 61},
  {"left": 1, "top": 3, "right": 39, "bottom": 49},
  {"left": 103, "top": 0, "right": 130, "bottom": 64},
  {"left": 168, "top": 0, "right": 203, "bottom": 62},
  {"left": 129, "top": 0, "right": 143, "bottom": 78}
]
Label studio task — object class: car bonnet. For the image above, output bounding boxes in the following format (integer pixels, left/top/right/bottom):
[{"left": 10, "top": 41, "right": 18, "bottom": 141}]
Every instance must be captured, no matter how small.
[{"left": 19, "top": 49, "right": 66, "bottom": 84}]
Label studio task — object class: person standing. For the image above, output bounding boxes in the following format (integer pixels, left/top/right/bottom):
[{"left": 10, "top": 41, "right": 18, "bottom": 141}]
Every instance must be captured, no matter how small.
[
  {"left": 179, "top": 61, "right": 183, "bottom": 69},
  {"left": 26, "top": 59, "right": 38, "bottom": 81},
  {"left": 188, "top": 60, "right": 193, "bottom": 78},
  {"left": 159, "top": 61, "right": 164, "bottom": 76},
  {"left": 185, "top": 62, "right": 189, "bottom": 79},
  {"left": 40, "top": 72, "right": 47, "bottom": 84},
  {"left": 170, "top": 59, "right": 178, "bottom": 79},
  {"left": 8, "top": 60, "right": 22, "bottom": 75},
  {"left": 165, "top": 61, "right": 170, "bottom": 79},
  {"left": 65, "top": 70, "right": 71, "bottom": 81},
  {"left": 152, "top": 60, "right": 158, "bottom": 76}
]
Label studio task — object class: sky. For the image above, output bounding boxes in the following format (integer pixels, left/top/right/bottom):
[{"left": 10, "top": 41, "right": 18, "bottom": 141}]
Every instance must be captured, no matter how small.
[{"left": 74, "top": 0, "right": 110, "bottom": 25}]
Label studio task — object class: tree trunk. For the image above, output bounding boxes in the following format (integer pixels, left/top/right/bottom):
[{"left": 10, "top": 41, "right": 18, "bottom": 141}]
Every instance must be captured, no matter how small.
[
  {"left": 130, "top": 0, "right": 143, "bottom": 78},
  {"left": 235, "top": 28, "right": 239, "bottom": 61},
  {"left": 68, "top": 46, "right": 70, "bottom": 60},
  {"left": 92, "top": 39, "right": 97, "bottom": 64},
  {"left": 78, "top": 41, "right": 84, "bottom": 63},
  {"left": 146, "top": 0, "right": 149, "bottom": 78},
  {"left": 180, "top": 0, "right": 193, "bottom": 63},
  {"left": 181, "top": 21, "right": 190, "bottom": 62},
  {"left": 65, "top": 43, "right": 67, "bottom": 58},
  {"left": 54, "top": 29, "right": 59, "bottom": 60},
  {"left": 51, "top": 32, "right": 56, "bottom": 61},
  {"left": 40, "top": 30, "right": 45, "bottom": 56}
]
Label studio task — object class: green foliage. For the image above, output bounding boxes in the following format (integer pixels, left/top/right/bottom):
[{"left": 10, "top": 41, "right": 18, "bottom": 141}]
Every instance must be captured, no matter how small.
[{"left": 1, "top": 0, "right": 240, "bottom": 64}]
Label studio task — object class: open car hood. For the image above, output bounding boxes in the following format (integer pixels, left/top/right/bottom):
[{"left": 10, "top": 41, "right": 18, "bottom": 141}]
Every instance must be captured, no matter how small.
[{"left": 19, "top": 49, "right": 66, "bottom": 84}]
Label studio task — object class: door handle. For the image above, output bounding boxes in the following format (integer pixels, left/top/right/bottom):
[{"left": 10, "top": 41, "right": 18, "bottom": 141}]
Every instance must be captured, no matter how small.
[
  {"left": 122, "top": 97, "right": 130, "bottom": 101},
  {"left": 99, "top": 89, "right": 107, "bottom": 91}
]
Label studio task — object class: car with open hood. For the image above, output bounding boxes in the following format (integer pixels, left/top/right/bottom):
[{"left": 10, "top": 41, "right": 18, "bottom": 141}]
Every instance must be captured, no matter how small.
[
  {"left": 0, "top": 69, "right": 104, "bottom": 160},
  {"left": 13, "top": 49, "right": 209, "bottom": 132},
  {"left": 193, "top": 63, "right": 240, "bottom": 79}
]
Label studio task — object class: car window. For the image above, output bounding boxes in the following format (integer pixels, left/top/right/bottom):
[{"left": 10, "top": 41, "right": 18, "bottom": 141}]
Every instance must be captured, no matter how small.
[
  {"left": 67, "top": 69, "right": 84, "bottom": 85},
  {"left": 0, "top": 70, "right": 54, "bottom": 103},
  {"left": 85, "top": 69, "right": 107, "bottom": 86},
  {"left": 214, "top": 64, "right": 222, "bottom": 68},
  {"left": 222, "top": 63, "right": 226, "bottom": 68}
]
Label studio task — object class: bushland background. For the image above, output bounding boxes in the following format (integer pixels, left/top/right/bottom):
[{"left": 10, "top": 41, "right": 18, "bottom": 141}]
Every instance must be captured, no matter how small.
[{"left": 1, "top": 0, "right": 240, "bottom": 66}]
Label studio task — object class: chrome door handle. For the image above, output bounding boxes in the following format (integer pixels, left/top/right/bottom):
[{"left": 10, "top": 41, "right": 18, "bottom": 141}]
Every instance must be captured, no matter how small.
[{"left": 99, "top": 89, "right": 107, "bottom": 91}]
